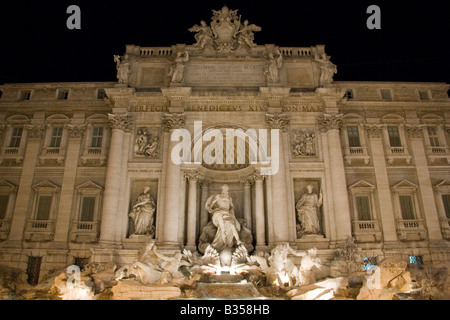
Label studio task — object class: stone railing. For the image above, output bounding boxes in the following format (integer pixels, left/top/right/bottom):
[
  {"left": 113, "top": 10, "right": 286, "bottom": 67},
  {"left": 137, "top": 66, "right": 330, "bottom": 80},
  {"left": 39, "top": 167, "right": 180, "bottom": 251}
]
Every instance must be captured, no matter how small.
[
  {"left": 396, "top": 218, "right": 427, "bottom": 241},
  {"left": 352, "top": 220, "right": 382, "bottom": 242},
  {"left": 279, "top": 47, "right": 312, "bottom": 57},
  {"left": 24, "top": 219, "right": 55, "bottom": 241},
  {"left": 139, "top": 47, "right": 174, "bottom": 57},
  {"left": 70, "top": 221, "right": 99, "bottom": 243}
]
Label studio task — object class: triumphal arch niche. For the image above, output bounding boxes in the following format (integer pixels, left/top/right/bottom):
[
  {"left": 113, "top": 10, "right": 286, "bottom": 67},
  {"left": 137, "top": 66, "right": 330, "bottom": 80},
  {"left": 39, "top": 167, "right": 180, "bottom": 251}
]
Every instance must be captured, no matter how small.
[{"left": 100, "top": 5, "right": 346, "bottom": 268}]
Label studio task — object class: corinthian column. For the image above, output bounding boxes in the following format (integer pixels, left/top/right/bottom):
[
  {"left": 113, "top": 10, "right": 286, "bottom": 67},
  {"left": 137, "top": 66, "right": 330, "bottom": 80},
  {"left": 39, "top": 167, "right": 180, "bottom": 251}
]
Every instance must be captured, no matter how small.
[
  {"left": 185, "top": 171, "right": 198, "bottom": 251},
  {"left": 241, "top": 177, "right": 253, "bottom": 232},
  {"left": 266, "top": 113, "right": 291, "bottom": 243},
  {"left": 254, "top": 173, "right": 266, "bottom": 248},
  {"left": 99, "top": 114, "right": 133, "bottom": 244},
  {"left": 319, "top": 114, "right": 352, "bottom": 241},
  {"left": 160, "top": 113, "right": 185, "bottom": 247}
]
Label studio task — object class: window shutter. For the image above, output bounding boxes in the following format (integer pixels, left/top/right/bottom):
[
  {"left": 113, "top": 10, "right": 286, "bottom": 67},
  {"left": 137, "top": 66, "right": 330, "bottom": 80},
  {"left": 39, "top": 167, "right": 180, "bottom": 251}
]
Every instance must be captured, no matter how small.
[
  {"left": 399, "top": 195, "right": 415, "bottom": 220},
  {"left": 356, "top": 196, "right": 371, "bottom": 221},
  {"left": 36, "top": 196, "right": 52, "bottom": 220},
  {"left": 80, "top": 197, "right": 96, "bottom": 221}
]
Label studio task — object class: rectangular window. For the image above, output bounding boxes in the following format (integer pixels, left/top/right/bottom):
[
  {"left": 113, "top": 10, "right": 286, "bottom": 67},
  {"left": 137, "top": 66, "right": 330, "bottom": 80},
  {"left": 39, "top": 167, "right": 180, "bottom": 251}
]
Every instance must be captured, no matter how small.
[
  {"left": 409, "top": 256, "right": 423, "bottom": 265},
  {"left": 49, "top": 127, "right": 63, "bottom": 148},
  {"left": 57, "top": 90, "right": 69, "bottom": 100},
  {"left": 97, "top": 89, "right": 106, "bottom": 99},
  {"left": 387, "top": 126, "right": 402, "bottom": 147},
  {"left": 90, "top": 126, "right": 103, "bottom": 148},
  {"left": 381, "top": 89, "right": 392, "bottom": 100},
  {"left": 36, "top": 195, "right": 52, "bottom": 220},
  {"left": 419, "top": 91, "right": 429, "bottom": 100},
  {"left": 9, "top": 127, "right": 23, "bottom": 148},
  {"left": 0, "top": 195, "right": 9, "bottom": 220},
  {"left": 20, "top": 91, "right": 31, "bottom": 101},
  {"left": 27, "top": 256, "right": 42, "bottom": 285},
  {"left": 399, "top": 195, "right": 415, "bottom": 220},
  {"left": 442, "top": 194, "right": 450, "bottom": 219},
  {"left": 80, "top": 197, "right": 96, "bottom": 222},
  {"left": 347, "top": 126, "right": 361, "bottom": 147},
  {"left": 363, "top": 257, "right": 377, "bottom": 271},
  {"left": 356, "top": 196, "right": 372, "bottom": 221},
  {"left": 344, "top": 89, "right": 354, "bottom": 99},
  {"left": 427, "top": 126, "right": 440, "bottom": 147}
]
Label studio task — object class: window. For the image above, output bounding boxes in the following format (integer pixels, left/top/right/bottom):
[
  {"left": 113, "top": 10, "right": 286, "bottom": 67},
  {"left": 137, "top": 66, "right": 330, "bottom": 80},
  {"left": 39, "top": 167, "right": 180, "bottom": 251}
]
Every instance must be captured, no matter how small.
[
  {"left": 380, "top": 89, "right": 392, "bottom": 100},
  {"left": 36, "top": 195, "right": 52, "bottom": 220},
  {"left": 442, "top": 194, "right": 450, "bottom": 219},
  {"left": 427, "top": 126, "right": 440, "bottom": 147},
  {"left": 347, "top": 126, "right": 361, "bottom": 147},
  {"left": 90, "top": 126, "right": 103, "bottom": 147},
  {"left": 356, "top": 195, "right": 372, "bottom": 221},
  {"left": 409, "top": 256, "right": 423, "bottom": 265},
  {"left": 27, "top": 256, "right": 42, "bottom": 285},
  {"left": 49, "top": 126, "right": 63, "bottom": 148},
  {"left": 363, "top": 257, "right": 377, "bottom": 271},
  {"left": 80, "top": 196, "right": 96, "bottom": 221},
  {"left": 57, "top": 90, "right": 69, "bottom": 100},
  {"left": 0, "top": 195, "right": 9, "bottom": 220},
  {"left": 20, "top": 91, "right": 31, "bottom": 101},
  {"left": 9, "top": 127, "right": 23, "bottom": 148},
  {"left": 387, "top": 126, "right": 402, "bottom": 147},
  {"left": 399, "top": 195, "right": 415, "bottom": 220},
  {"left": 97, "top": 89, "right": 106, "bottom": 99},
  {"left": 419, "top": 90, "right": 429, "bottom": 100},
  {"left": 344, "top": 89, "right": 354, "bottom": 99},
  {"left": 0, "top": 90, "right": 3, "bottom": 99}
]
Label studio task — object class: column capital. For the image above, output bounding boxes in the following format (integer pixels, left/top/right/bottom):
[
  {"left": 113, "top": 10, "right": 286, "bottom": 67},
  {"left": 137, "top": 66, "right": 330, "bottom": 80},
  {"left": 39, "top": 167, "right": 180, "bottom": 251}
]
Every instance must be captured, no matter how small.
[
  {"left": 364, "top": 124, "right": 384, "bottom": 139},
  {"left": 253, "top": 172, "right": 266, "bottom": 182},
  {"left": 108, "top": 113, "right": 134, "bottom": 132},
  {"left": 65, "top": 123, "right": 87, "bottom": 139},
  {"left": 405, "top": 124, "right": 426, "bottom": 139},
  {"left": 240, "top": 176, "right": 254, "bottom": 186},
  {"left": 162, "top": 113, "right": 185, "bottom": 132},
  {"left": 184, "top": 171, "right": 199, "bottom": 182},
  {"left": 25, "top": 123, "right": 45, "bottom": 139},
  {"left": 318, "top": 113, "right": 343, "bottom": 132},
  {"left": 265, "top": 113, "right": 289, "bottom": 132}
]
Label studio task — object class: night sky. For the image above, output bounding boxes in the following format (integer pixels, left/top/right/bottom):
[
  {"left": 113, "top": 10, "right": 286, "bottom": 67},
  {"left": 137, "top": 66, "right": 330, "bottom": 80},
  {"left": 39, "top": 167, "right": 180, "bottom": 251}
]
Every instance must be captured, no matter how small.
[{"left": 0, "top": 0, "right": 448, "bottom": 84}]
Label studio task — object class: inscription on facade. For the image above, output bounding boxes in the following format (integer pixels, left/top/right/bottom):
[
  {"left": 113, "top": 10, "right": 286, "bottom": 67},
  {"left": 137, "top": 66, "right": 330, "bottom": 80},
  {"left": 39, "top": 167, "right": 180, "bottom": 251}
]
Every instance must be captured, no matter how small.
[{"left": 184, "top": 62, "right": 266, "bottom": 86}]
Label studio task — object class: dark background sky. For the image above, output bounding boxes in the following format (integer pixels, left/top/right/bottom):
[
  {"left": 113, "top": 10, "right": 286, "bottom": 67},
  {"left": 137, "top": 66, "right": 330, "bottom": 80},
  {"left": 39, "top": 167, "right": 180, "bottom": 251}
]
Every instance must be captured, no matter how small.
[{"left": 0, "top": 0, "right": 448, "bottom": 84}]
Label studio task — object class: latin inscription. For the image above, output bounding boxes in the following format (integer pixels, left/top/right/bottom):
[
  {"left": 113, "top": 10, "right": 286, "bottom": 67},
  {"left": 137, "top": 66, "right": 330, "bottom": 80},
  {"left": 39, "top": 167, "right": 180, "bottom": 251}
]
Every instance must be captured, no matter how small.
[{"left": 185, "top": 62, "right": 265, "bottom": 85}]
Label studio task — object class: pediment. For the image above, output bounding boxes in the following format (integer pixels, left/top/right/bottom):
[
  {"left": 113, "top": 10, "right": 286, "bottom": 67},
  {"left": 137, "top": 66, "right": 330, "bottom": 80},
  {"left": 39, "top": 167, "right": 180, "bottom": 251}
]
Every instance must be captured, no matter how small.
[
  {"left": 32, "top": 180, "right": 60, "bottom": 192},
  {"left": 391, "top": 179, "right": 418, "bottom": 191},
  {"left": 348, "top": 180, "right": 376, "bottom": 190},
  {"left": 435, "top": 179, "right": 450, "bottom": 192},
  {"left": 0, "top": 179, "right": 17, "bottom": 193},
  {"left": 76, "top": 181, "right": 103, "bottom": 191}
]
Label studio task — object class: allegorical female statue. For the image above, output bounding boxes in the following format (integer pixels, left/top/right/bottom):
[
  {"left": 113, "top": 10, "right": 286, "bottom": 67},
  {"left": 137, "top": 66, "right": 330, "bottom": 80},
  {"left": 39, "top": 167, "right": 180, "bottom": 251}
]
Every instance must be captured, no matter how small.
[
  {"left": 205, "top": 184, "right": 242, "bottom": 251},
  {"left": 296, "top": 184, "right": 323, "bottom": 236},
  {"left": 129, "top": 186, "right": 156, "bottom": 236}
]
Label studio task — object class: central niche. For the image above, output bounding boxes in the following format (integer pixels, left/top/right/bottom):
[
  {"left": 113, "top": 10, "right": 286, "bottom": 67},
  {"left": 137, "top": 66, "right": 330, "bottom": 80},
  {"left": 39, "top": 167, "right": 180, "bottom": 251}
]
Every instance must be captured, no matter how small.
[{"left": 198, "top": 125, "right": 260, "bottom": 171}]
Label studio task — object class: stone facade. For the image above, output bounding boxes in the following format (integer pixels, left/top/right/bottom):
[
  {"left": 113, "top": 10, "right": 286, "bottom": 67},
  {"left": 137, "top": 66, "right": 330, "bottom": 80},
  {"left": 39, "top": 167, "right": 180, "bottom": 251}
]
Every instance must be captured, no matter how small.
[{"left": 0, "top": 6, "right": 449, "bottom": 287}]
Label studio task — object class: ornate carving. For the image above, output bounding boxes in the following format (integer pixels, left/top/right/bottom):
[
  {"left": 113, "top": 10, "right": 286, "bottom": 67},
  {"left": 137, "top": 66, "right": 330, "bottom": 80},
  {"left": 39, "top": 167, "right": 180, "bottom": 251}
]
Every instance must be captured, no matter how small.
[
  {"left": 169, "top": 51, "right": 189, "bottom": 83},
  {"left": 405, "top": 124, "right": 425, "bottom": 139},
  {"left": 265, "top": 113, "right": 289, "bottom": 131},
  {"left": 189, "top": 6, "right": 260, "bottom": 53},
  {"left": 291, "top": 128, "right": 316, "bottom": 157},
  {"left": 318, "top": 114, "right": 343, "bottom": 132},
  {"left": 65, "top": 123, "right": 87, "bottom": 139},
  {"left": 134, "top": 128, "right": 159, "bottom": 158},
  {"left": 364, "top": 124, "right": 384, "bottom": 139},
  {"left": 25, "top": 124, "right": 45, "bottom": 139},
  {"left": 162, "top": 113, "right": 185, "bottom": 132},
  {"left": 264, "top": 50, "right": 283, "bottom": 83},
  {"left": 315, "top": 53, "right": 337, "bottom": 87},
  {"left": 108, "top": 114, "right": 133, "bottom": 132},
  {"left": 184, "top": 171, "right": 199, "bottom": 182}
]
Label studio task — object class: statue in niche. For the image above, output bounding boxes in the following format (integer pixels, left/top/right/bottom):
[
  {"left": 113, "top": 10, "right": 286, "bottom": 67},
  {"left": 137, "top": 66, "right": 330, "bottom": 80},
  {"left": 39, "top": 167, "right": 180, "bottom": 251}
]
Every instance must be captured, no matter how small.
[
  {"left": 134, "top": 128, "right": 159, "bottom": 158},
  {"left": 292, "top": 129, "right": 316, "bottom": 157},
  {"left": 169, "top": 51, "right": 189, "bottom": 83},
  {"left": 129, "top": 186, "right": 156, "bottom": 237},
  {"left": 205, "top": 184, "right": 242, "bottom": 251},
  {"left": 296, "top": 184, "right": 323, "bottom": 237},
  {"left": 113, "top": 55, "right": 131, "bottom": 85},
  {"left": 264, "top": 51, "right": 283, "bottom": 83},
  {"left": 236, "top": 19, "right": 261, "bottom": 49},
  {"left": 189, "top": 20, "right": 214, "bottom": 50},
  {"left": 315, "top": 53, "right": 337, "bottom": 87}
]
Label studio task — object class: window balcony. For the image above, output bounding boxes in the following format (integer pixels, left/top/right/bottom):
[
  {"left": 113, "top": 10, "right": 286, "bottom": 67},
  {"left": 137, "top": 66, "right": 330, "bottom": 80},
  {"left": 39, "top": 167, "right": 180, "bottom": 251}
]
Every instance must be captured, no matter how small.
[
  {"left": 0, "top": 219, "right": 10, "bottom": 240},
  {"left": 439, "top": 217, "right": 450, "bottom": 239},
  {"left": 0, "top": 146, "right": 24, "bottom": 165},
  {"left": 344, "top": 146, "right": 370, "bottom": 165},
  {"left": 39, "top": 147, "right": 66, "bottom": 166},
  {"left": 70, "top": 221, "right": 99, "bottom": 243},
  {"left": 80, "top": 147, "right": 107, "bottom": 166},
  {"left": 352, "top": 220, "right": 382, "bottom": 242},
  {"left": 24, "top": 219, "right": 55, "bottom": 241},
  {"left": 395, "top": 218, "right": 427, "bottom": 241},
  {"left": 426, "top": 146, "right": 450, "bottom": 164},
  {"left": 386, "top": 146, "right": 412, "bottom": 165}
]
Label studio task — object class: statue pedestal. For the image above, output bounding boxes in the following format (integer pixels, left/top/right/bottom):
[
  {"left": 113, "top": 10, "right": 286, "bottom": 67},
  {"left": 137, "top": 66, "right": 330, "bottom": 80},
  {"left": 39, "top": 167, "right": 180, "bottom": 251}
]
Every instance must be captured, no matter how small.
[
  {"left": 122, "top": 235, "right": 155, "bottom": 250},
  {"left": 295, "top": 234, "right": 330, "bottom": 250}
]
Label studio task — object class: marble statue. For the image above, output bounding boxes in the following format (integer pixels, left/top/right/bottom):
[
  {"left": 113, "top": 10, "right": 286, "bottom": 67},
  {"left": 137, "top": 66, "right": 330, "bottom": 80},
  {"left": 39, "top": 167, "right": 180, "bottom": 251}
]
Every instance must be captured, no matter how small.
[
  {"left": 296, "top": 184, "right": 323, "bottom": 236},
  {"left": 134, "top": 128, "right": 159, "bottom": 157},
  {"left": 205, "top": 184, "right": 242, "bottom": 251},
  {"left": 152, "top": 246, "right": 188, "bottom": 284},
  {"left": 189, "top": 20, "right": 214, "bottom": 50},
  {"left": 267, "top": 243, "right": 304, "bottom": 287},
  {"left": 129, "top": 186, "right": 156, "bottom": 237},
  {"left": 113, "top": 55, "right": 131, "bottom": 85},
  {"left": 236, "top": 20, "right": 261, "bottom": 49},
  {"left": 265, "top": 51, "right": 283, "bottom": 83},
  {"left": 291, "top": 248, "right": 322, "bottom": 286},
  {"left": 315, "top": 53, "right": 337, "bottom": 86},
  {"left": 169, "top": 51, "right": 189, "bottom": 83}
]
